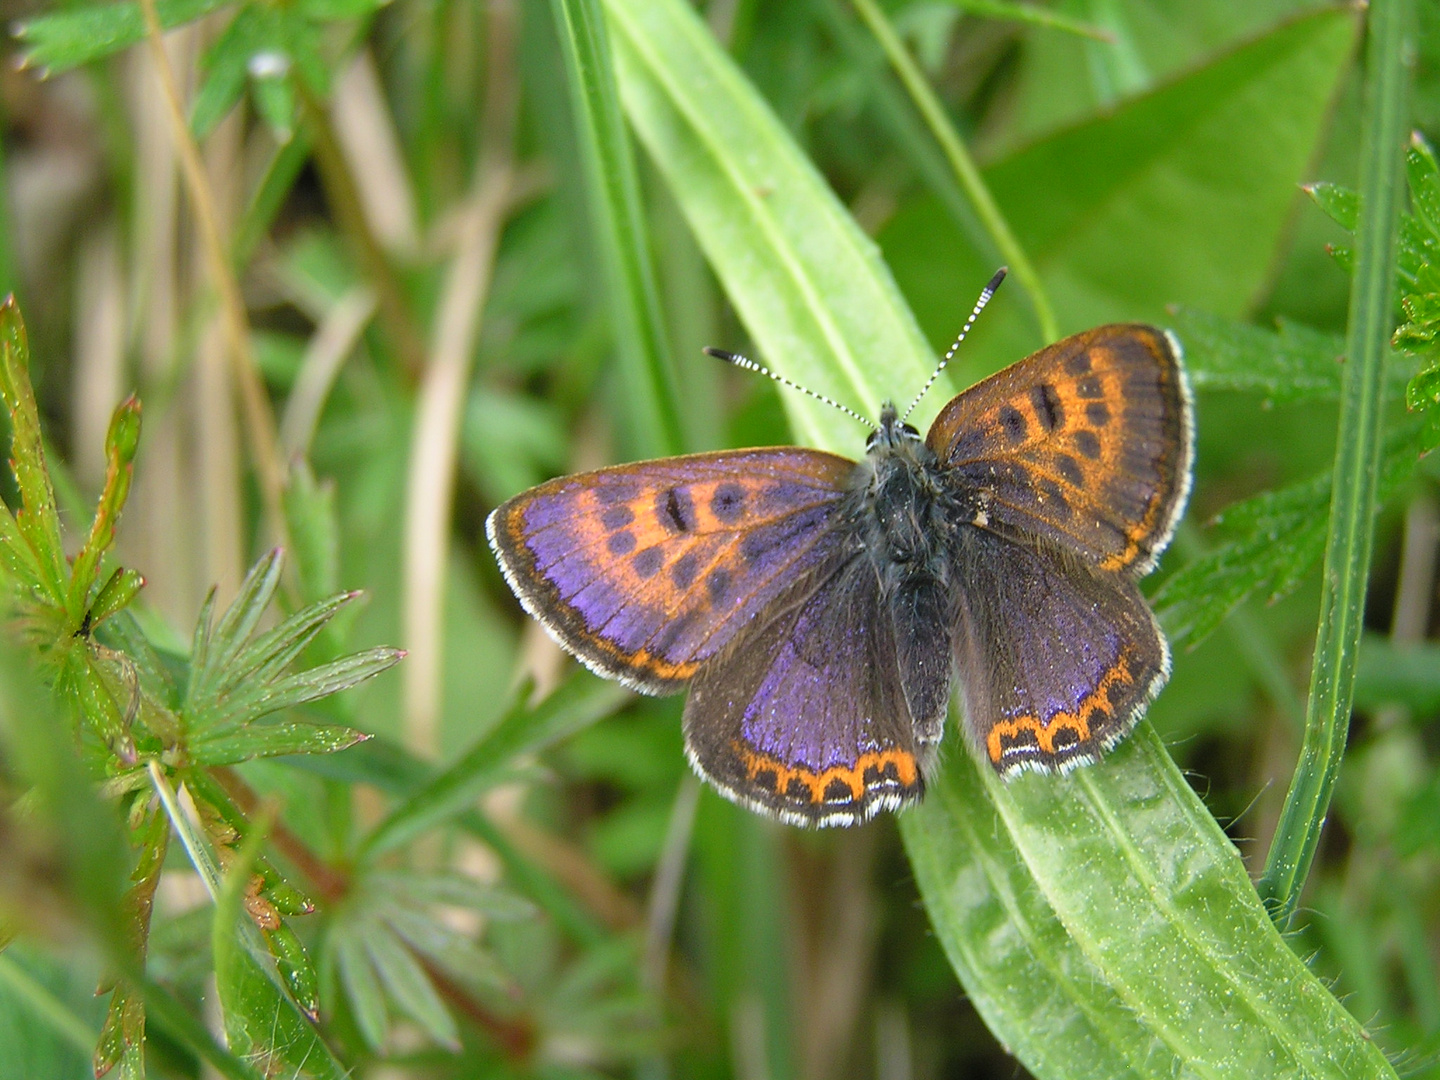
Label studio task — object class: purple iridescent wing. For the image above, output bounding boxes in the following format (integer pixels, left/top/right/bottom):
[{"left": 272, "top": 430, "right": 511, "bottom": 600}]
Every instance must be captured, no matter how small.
[
  {"left": 684, "top": 557, "right": 928, "bottom": 827},
  {"left": 951, "top": 527, "right": 1169, "bottom": 775},
  {"left": 486, "top": 448, "right": 856, "bottom": 694}
]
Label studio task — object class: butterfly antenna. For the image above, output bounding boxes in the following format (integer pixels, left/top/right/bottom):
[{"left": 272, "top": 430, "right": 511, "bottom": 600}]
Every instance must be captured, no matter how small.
[
  {"left": 901, "top": 266, "right": 1007, "bottom": 423},
  {"left": 703, "top": 346, "right": 877, "bottom": 431}
]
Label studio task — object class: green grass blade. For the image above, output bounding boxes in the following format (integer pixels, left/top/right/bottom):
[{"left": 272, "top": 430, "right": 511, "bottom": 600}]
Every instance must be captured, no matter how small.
[
  {"left": 937, "top": 0, "right": 1112, "bottom": 42},
  {"left": 551, "top": 0, "right": 686, "bottom": 458},
  {"left": 362, "top": 671, "right": 628, "bottom": 857},
  {"left": 851, "top": 0, "right": 1059, "bottom": 343},
  {"left": 1257, "top": 0, "right": 1416, "bottom": 924}
]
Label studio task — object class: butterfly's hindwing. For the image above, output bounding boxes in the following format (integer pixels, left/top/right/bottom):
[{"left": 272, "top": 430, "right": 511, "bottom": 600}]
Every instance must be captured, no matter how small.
[
  {"left": 927, "top": 324, "right": 1192, "bottom": 577},
  {"left": 950, "top": 528, "right": 1169, "bottom": 774},
  {"left": 684, "top": 556, "right": 929, "bottom": 826},
  {"left": 486, "top": 448, "right": 855, "bottom": 694}
]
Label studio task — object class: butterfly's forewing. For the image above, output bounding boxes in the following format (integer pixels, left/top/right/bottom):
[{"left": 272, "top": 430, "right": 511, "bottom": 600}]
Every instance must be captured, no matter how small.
[
  {"left": 951, "top": 527, "right": 1169, "bottom": 774},
  {"left": 684, "top": 557, "right": 928, "bottom": 827},
  {"left": 927, "top": 324, "right": 1192, "bottom": 576},
  {"left": 486, "top": 448, "right": 855, "bottom": 694}
]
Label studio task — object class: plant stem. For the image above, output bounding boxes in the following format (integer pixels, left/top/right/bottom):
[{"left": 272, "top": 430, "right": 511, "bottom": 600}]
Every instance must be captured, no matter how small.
[
  {"left": 553, "top": 0, "right": 687, "bottom": 457},
  {"left": 1257, "top": 0, "right": 1414, "bottom": 924},
  {"left": 401, "top": 0, "right": 519, "bottom": 756},
  {"left": 851, "top": 0, "right": 1059, "bottom": 343},
  {"left": 135, "top": 0, "right": 286, "bottom": 535}
]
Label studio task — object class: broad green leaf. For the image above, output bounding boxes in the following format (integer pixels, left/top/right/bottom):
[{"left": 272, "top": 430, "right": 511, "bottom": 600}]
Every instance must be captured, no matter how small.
[
  {"left": 603, "top": 0, "right": 1395, "bottom": 1075},
  {"left": 1169, "top": 307, "right": 1346, "bottom": 403},
  {"left": 907, "top": 725, "right": 1398, "bottom": 1080},
  {"left": 1155, "top": 429, "right": 1423, "bottom": 651},
  {"left": 189, "top": 720, "right": 370, "bottom": 765},
  {"left": 605, "top": 0, "right": 938, "bottom": 447},
  {"left": 882, "top": 7, "right": 1363, "bottom": 381},
  {"left": 15, "top": 0, "right": 232, "bottom": 75}
]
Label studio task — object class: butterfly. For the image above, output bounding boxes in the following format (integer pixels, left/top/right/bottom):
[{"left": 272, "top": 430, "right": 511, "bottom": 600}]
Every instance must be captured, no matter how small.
[{"left": 487, "top": 271, "right": 1193, "bottom": 827}]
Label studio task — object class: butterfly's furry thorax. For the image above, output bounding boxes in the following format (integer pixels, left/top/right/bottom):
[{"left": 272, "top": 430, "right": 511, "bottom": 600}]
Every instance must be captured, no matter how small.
[{"left": 850, "top": 399, "right": 965, "bottom": 583}]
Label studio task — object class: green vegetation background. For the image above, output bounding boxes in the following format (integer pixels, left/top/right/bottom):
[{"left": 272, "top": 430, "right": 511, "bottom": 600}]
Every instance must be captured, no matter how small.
[{"left": 0, "top": 0, "right": 1438, "bottom": 1078}]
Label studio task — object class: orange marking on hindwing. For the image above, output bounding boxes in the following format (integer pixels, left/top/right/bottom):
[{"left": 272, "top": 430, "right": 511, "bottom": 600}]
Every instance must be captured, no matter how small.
[
  {"left": 985, "top": 655, "right": 1134, "bottom": 764},
  {"left": 735, "top": 744, "right": 920, "bottom": 805}
]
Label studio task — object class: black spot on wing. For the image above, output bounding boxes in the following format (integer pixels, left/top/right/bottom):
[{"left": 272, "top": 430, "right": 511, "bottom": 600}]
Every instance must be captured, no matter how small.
[
  {"left": 601, "top": 505, "right": 635, "bottom": 530},
  {"left": 1055, "top": 454, "right": 1083, "bottom": 487},
  {"left": 707, "top": 568, "right": 731, "bottom": 604},
  {"left": 711, "top": 483, "right": 746, "bottom": 523},
  {"left": 660, "top": 487, "right": 696, "bottom": 534},
  {"left": 1031, "top": 384, "right": 1063, "bottom": 431},
  {"left": 670, "top": 551, "right": 700, "bottom": 590},
  {"left": 607, "top": 530, "right": 636, "bottom": 556},
  {"left": 1074, "top": 430, "right": 1101, "bottom": 459},
  {"left": 999, "top": 405, "right": 1027, "bottom": 443},
  {"left": 633, "top": 547, "right": 663, "bottom": 577},
  {"left": 1086, "top": 401, "right": 1110, "bottom": 427},
  {"left": 1064, "top": 350, "right": 1092, "bottom": 375},
  {"left": 824, "top": 777, "right": 853, "bottom": 802}
]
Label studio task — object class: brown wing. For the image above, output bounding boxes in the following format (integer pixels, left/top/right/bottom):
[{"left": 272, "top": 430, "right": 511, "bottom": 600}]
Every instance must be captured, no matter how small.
[
  {"left": 926, "top": 325, "right": 1192, "bottom": 576},
  {"left": 487, "top": 448, "right": 857, "bottom": 694}
]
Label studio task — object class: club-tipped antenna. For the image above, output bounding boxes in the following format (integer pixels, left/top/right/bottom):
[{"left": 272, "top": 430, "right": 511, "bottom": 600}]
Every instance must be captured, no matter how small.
[
  {"left": 703, "top": 346, "right": 877, "bottom": 431},
  {"left": 901, "top": 266, "right": 1007, "bottom": 423}
]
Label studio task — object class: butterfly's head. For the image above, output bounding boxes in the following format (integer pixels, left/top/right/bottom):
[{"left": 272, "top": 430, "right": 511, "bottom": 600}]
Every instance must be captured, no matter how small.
[{"left": 867, "top": 400, "right": 922, "bottom": 454}]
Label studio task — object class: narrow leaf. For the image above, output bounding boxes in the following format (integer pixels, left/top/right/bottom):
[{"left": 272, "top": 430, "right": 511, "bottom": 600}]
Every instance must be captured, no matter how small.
[
  {"left": 551, "top": 0, "right": 685, "bottom": 457},
  {"left": 334, "top": 930, "right": 387, "bottom": 1051},
  {"left": 189, "top": 721, "right": 370, "bottom": 765},
  {"left": 0, "top": 297, "right": 66, "bottom": 600},
  {"left": 16, "top": 0, "right": 233, "bottom": 75},
  {"left": 199, "top": 647, "right": 400, "bottom": 736},
  {"left": 363, "top": 671, "right": 627, "bottom": 857},
  {"left": 68, "top": 396, "right": 142, "bottom": 620},
  {"left": 364, "top": 925, "right": 458, "bottom": 1049},
  {"left": 1258, "top": 0, "right": 1415, "bottom": 922}
]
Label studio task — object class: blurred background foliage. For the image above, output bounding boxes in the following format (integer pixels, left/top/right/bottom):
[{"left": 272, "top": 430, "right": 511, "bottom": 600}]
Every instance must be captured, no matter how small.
[{"left": 0, "top": 0, "right": 1438, "bottom": 1077}]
